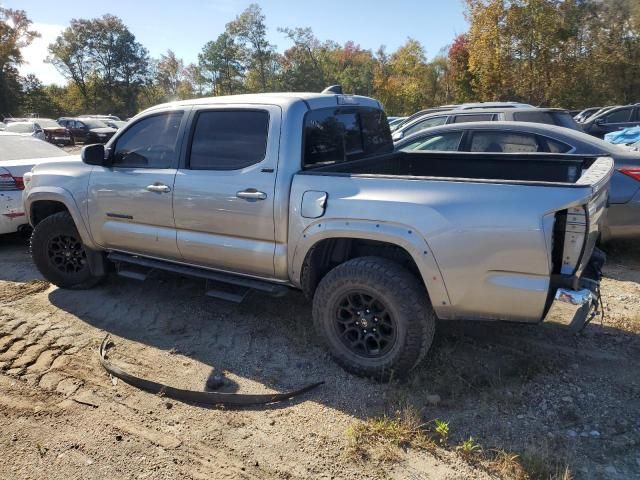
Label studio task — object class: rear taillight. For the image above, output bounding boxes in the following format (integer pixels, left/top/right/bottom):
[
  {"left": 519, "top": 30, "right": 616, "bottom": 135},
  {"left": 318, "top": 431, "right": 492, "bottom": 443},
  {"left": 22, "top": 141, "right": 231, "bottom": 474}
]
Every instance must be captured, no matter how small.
[
  {"left": 0, "top": 168, "right": 22, "bottom": 191},
  {"left": 620, "top": 168, "right": 640, "bottom": 182}
]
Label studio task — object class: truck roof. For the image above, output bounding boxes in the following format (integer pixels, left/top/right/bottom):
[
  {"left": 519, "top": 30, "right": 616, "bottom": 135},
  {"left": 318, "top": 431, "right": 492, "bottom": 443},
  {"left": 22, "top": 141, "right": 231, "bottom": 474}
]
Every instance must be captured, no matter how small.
[{"left": 141, "top": 92, "right": 383, "bottom": 115}]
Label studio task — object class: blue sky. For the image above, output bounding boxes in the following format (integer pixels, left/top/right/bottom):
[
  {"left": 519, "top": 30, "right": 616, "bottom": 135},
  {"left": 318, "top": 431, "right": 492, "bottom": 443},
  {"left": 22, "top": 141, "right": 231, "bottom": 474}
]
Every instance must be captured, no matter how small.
[{"left": 6, "top": 0, "right": 468, "bottom": 85}]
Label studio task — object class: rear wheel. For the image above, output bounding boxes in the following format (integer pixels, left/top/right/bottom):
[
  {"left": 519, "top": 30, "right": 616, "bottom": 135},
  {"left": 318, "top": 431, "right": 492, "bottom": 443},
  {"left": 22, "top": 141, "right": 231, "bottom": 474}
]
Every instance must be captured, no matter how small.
[
  {"left": 312, "top": 256, "right": 435, "bottom": 380},
  {"left": 31, "top": 212, "right": 104, "bottom": 289}
]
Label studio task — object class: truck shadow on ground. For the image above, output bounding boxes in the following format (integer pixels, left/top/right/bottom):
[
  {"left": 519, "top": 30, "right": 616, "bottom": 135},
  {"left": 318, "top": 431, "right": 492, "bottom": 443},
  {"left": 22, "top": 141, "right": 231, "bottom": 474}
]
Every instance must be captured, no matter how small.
[{"left": 2, "top": 232, "right": 639, "bottom": 476}]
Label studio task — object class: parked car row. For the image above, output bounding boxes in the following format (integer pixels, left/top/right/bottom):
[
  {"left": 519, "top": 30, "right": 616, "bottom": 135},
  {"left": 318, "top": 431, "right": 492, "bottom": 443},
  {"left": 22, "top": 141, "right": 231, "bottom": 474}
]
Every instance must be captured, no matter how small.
[
  {"left": 391, "top": 106, "right": 580, "bottom": 141},
  {"left": 1, "top": 115, "right": 127, "bottom": 148}
]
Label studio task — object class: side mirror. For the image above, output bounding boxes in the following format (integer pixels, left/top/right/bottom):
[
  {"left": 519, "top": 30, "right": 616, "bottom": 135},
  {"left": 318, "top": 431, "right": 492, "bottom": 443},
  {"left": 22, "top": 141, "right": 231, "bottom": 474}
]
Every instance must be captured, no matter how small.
[
  {"left": 595, "top": 118, "right": 605, "bottom": 126},
  {"left": 82, "top": 144, "right": 111, "bottom": 166}
]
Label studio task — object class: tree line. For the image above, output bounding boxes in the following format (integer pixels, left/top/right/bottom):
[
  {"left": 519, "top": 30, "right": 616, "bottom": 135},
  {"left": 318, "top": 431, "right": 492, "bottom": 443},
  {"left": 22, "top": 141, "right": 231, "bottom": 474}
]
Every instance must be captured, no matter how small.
[{"left": 1, "top": 0, "right": 639, "bottom": 119}]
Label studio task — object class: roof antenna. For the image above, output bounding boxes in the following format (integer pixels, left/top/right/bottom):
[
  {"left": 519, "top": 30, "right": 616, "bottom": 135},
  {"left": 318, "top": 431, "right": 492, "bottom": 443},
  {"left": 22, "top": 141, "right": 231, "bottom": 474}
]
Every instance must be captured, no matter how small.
[{"left": 321, "top": 85, "right": 343, "bottom": 94}]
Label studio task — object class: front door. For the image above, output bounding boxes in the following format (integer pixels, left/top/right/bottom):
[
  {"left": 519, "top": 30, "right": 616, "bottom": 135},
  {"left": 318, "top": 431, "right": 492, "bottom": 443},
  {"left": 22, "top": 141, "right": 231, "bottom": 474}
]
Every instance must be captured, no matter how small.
[
  {"left": 597, "top": 107, "right": 635, "bottom": 136},
  {"left": 87, "top": 110, "right": 188, "bottom": 260},
  {"left": 65, "top": 121, "right": 85, "bottom": 143},
  {"left": 172, "top": 106, "right": 280, "bottom": 278}
]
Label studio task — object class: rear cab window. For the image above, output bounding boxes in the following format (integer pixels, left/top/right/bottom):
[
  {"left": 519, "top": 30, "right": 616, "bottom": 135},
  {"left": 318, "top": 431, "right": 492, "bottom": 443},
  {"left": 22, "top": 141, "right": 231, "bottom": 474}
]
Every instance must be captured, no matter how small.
[{"left": 303, "top": 107, "right": 393, "bottom": 169}]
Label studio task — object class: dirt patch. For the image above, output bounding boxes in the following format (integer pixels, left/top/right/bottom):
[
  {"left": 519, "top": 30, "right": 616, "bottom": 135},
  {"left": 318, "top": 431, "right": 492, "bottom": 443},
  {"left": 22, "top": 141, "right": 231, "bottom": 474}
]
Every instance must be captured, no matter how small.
[
  {"left": 0, "top": 280, "right": 50, "bottom": 303},
  {"left": 0, "top": 233, "right": 638, "bottom": 479}
]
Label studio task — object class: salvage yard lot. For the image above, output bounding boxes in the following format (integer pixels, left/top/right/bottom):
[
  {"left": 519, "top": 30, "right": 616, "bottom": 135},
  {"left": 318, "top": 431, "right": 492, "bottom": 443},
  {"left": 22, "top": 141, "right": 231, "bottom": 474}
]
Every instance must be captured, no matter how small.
[{"left": 0, "top": 235, "right": 638, "bottom": 480}]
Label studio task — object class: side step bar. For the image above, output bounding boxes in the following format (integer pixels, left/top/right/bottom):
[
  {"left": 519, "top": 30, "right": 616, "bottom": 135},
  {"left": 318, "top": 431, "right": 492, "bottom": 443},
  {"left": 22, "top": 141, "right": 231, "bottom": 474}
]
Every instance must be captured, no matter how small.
[{"left": 108, "top": 252, "right": 289, "bottom": 302}]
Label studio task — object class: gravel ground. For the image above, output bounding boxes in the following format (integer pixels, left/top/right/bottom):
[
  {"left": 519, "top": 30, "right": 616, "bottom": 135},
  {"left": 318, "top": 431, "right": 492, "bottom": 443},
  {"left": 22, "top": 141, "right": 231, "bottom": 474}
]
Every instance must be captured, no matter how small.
[{"left": 0, "top": 234, "right": 638, "bottom": 479}]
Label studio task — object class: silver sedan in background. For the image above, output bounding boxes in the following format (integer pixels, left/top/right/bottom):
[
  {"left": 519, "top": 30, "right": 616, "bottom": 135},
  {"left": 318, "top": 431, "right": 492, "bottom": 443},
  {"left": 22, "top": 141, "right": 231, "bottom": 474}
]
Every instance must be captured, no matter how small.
[{"left": 395, "top": 121, "right": 640, "bottom": 241}]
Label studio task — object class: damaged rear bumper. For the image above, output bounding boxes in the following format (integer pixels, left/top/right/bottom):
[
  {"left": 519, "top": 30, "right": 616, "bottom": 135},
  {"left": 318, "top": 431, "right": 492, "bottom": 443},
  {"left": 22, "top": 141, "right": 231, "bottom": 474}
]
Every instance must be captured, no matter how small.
[
  {"left": 546, "top": 287, "right": 598, "bottom": 331},
  {"left": 544, "top": 248, "right": 605, "bottom": 332}
]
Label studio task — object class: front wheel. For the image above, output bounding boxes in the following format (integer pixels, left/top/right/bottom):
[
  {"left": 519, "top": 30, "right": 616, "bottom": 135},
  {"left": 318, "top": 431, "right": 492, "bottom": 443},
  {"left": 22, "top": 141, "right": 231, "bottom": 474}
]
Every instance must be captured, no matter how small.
[
  {"left": 31, "top": 211, "right": 104, "bottom": 289},
  {"left": 312, "top": 256, "right": 436, "bottom": 381}
]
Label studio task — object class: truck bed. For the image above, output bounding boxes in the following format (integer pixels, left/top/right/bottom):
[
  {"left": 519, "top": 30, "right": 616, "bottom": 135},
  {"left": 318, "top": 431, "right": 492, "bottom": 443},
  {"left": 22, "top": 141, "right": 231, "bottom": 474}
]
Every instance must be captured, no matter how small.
[
  {"left": 290, "top": 152, "right": 613, "bottom": 323},
  {"left": 303, "top": 151, "right": 598, "bottom": 185}
]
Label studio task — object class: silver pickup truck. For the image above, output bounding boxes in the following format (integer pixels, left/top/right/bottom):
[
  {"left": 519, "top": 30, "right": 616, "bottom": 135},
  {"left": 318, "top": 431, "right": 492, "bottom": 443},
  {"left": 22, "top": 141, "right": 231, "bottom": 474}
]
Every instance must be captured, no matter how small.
[{"left": 23, "top": 92, "right": 613, "bottom": 379}]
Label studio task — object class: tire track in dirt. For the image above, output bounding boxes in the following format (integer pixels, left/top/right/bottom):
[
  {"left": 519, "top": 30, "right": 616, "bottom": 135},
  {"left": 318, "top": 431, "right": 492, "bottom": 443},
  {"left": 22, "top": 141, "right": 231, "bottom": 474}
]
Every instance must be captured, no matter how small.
[{"left": 0, "top": 280, "right": 50, "bottom": 303}]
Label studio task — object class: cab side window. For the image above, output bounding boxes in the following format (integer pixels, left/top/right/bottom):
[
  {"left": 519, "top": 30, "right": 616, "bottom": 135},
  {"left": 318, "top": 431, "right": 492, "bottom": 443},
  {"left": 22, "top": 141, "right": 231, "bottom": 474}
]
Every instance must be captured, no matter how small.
[
  {"left": 112, "top": 112, "right": 184, "bottom": 168},
  {"left": 188, "top": 110, "right": 269, "bottom": 170}
]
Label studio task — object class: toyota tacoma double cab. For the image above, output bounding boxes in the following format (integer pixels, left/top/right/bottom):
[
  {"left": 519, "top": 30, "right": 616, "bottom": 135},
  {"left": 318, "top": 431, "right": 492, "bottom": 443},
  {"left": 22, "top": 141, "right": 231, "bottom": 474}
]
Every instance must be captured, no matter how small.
[{"left": 23, "top": 91, "right": 613, "bottom": 379}]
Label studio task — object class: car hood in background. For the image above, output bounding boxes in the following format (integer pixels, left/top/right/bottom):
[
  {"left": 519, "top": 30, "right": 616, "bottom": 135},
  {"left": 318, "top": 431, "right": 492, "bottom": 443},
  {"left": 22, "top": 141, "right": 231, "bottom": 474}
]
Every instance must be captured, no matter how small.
[
  {"left": 1, "top": 155, "right": 81, "bottom": 178},
  {"left": 90, "top": 127, "right": 117, "bottom": 135}
]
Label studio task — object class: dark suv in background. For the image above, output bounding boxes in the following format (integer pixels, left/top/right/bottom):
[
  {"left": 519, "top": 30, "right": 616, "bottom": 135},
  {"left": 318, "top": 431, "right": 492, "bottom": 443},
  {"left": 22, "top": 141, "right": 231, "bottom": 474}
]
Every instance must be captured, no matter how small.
[
  {"left": 581, "top": 104, "right": 640, "bottom": 137},
  {"left": 57, "top": 117, "right": 117, "bottom": 144}
]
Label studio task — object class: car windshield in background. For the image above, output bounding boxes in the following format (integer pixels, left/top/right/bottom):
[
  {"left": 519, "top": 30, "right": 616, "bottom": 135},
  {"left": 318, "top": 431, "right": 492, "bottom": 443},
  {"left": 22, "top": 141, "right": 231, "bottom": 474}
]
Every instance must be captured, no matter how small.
[
  {"left": 6, "top": 122, "right": 34, "bottom": 133},
  {"left": 0, "top": 135, "right": 69, "bottom": 160},
  {"left": 81, "top": 119, "right": 109, "bottom": 129},
  {"left": 303, "top": 107, "right": 393, "bottom": 168},
  {"left": 401, "top": 132, "right": 464, "bottom": 152},
  {"left": 37, "top": 119, "right": 62, "bottom": 128}
]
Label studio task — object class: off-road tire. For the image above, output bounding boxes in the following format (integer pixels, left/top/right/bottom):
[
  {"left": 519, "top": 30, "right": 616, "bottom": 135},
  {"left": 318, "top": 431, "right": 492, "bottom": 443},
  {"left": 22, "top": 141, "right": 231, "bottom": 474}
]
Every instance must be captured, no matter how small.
[
  {"left": 312, "top": 256, "right": 436, "bottom": 381},
  {"left": 31, "top": 211, "right": 104, "bottom": 289}
]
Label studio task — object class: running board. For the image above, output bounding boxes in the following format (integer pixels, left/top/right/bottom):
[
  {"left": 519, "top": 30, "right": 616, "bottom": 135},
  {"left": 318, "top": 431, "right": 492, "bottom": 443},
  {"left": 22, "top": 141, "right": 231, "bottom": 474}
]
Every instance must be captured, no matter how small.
[
  {"left": 108, "top": 252, "right": 289, "bottom": 300},
  {"left": 205, "top": 280, "right": 250, "bottom": 303}
]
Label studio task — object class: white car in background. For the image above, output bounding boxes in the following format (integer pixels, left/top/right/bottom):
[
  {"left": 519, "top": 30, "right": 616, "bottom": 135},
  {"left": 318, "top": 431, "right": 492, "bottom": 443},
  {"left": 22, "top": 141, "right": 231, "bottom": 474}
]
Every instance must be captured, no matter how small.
[
  {"left": 5, "top": 121, "right": 46, "bottom": 141},
  {"left": 0, "top": 133, "right": 75, "bottom": 235}
]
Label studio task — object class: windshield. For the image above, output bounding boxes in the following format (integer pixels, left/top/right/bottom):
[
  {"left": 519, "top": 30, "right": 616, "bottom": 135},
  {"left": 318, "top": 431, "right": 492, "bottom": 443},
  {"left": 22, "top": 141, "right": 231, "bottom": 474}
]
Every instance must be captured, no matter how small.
[
  {"left": 6, "top": 123, "right": 34, "bottom": 134},
  {"left": 37, "top": 119, "right": 62, "bottom": 128},
  {"left": 0, "top": 135, "right": 69, "bottom": 160},
  {"left": 80, "top": 119, "right": 109, "bottom": 129}
]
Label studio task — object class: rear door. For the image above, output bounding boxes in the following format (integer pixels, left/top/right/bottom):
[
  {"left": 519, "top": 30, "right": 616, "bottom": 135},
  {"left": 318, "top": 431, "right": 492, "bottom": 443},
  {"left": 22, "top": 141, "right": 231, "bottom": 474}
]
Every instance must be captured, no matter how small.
[
  {"left": 172, "top": 106, "right": 280, "bottom": 278},
  {"left": 87, "top": 110, "right": 188, "bottom": 260}
]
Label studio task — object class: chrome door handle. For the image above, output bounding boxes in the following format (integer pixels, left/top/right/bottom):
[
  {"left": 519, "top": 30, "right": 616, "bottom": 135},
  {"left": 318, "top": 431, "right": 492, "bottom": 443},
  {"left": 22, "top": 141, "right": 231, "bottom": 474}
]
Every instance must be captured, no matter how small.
[
  {"left": 236, "top": 189, "right": 267, "bottom": 201},
  {"left": 146, "top": 184, "right": 171, "bottom": 193}
]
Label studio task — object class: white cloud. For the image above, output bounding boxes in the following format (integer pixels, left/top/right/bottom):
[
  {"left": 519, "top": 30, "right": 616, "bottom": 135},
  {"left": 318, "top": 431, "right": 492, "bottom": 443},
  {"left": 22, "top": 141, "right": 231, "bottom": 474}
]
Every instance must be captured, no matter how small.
[{"left": 19, "top": 22, "right": 66, "bottom": 86}]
